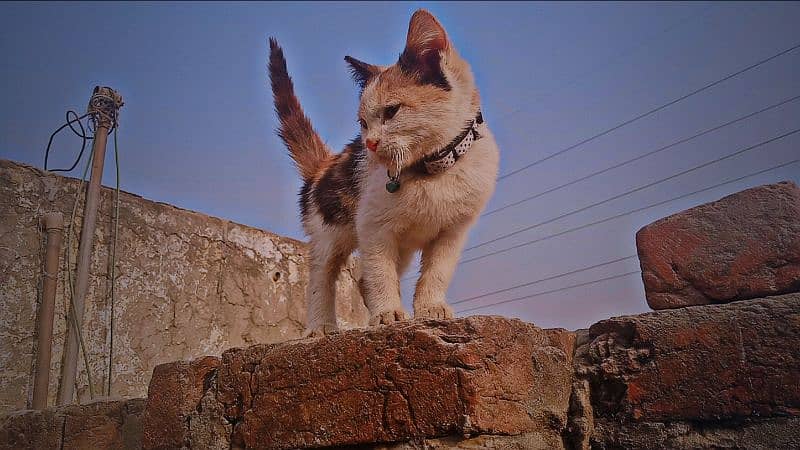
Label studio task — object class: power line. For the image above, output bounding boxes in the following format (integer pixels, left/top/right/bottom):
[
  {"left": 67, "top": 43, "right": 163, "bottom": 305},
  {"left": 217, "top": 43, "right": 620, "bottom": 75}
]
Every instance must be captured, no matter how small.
[
  {"left": 459, "top": 155, "right": 799, "bottom": 266},
  {"left": 494, "top": 6, "right": 712, "bottom": 120},
  {"left": 465, "top": 128, "right": 800, "bottom": 254},
  {"left": 402, "top": 156, "right": 797, "bottom": 284},
  {"left": 496, "top": 41, "right": 800, "bottom": 181},
  {"left": 452, "top": 254, "right": 638, "bottom": 305},
  {"left": 456, "top": 271, "right": 642, "bottom": 314},
  {"left": 483, "top": 94, "right": 800, "bottom": 217}
]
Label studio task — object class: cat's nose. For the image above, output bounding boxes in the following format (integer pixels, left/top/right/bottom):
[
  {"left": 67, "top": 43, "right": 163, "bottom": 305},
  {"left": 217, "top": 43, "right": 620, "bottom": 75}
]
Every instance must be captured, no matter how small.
[{"left": 366, "top": 139, "right": 379, "bottom": 152}]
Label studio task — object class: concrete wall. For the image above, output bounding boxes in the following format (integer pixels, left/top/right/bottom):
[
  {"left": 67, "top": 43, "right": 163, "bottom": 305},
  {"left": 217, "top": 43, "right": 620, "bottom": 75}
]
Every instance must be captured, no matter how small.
[{"left": 0, "top": 159, "right": 368, "bottom": 413}]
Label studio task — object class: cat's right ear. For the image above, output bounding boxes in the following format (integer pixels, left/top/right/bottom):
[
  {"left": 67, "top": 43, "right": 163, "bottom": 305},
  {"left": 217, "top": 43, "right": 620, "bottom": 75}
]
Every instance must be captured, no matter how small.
[{"left": 344, "top": 56, "right": 381, "bottom": 91}]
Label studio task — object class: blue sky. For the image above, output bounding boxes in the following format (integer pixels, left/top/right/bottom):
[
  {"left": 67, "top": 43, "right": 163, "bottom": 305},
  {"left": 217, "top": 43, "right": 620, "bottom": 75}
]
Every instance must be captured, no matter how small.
[{"left": 2, "top": 2, "right": 799, "bottom": 330}]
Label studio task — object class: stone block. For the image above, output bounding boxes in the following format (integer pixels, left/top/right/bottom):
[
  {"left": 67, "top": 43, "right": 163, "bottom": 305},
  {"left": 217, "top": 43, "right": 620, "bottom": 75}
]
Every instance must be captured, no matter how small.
[
  {"left": 576, "top": 293, "right": 800, "bottom": 422},
  {"left": 142, "top": 317, "right": 575, "bottom": 449},
  {"left": 141, "top": 356, "right": 220, "bottom": 450},
  {"left": 0, "top": 398, "right": 143, "bottom": 450},
  {"left": 636, "top": 182, "right": 800, "bottom": 309}
]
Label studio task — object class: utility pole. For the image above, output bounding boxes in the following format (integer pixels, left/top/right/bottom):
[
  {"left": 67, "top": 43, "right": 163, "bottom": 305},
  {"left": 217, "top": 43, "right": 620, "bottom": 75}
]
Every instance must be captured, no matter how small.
[{"left": 58, "top": 86, "right": 123, "bottom": 405}]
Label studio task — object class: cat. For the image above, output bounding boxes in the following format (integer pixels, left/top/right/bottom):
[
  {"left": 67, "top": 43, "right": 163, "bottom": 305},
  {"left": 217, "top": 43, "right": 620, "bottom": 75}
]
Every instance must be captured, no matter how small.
[{"left": 268, "top": 9, "right": 499, "bottom": 335}]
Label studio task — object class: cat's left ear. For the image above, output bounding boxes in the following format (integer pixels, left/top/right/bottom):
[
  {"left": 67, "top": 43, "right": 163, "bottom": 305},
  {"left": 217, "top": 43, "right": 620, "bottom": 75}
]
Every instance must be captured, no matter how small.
[
  {"left": 398, "top": 9, "right": 451, "bottom": 90},
  {"left": 344, "top": 56, "right": 381, "bottom": 90}
]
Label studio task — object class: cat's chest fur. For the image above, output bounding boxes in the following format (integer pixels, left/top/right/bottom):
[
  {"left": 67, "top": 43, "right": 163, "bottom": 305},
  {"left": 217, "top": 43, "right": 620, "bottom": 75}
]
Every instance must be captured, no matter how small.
[{"left": 356, "top": 129, "right": 499, "bottom": 248}]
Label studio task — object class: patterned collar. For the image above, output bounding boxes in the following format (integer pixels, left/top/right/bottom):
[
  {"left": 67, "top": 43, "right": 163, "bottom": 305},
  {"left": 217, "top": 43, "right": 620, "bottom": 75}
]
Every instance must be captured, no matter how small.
[
  {"left": 385, "top": 111, "right": 484, "bottom": 193},
  {"left": 417, "top": 110, "right": 484, "bottom": 175}
]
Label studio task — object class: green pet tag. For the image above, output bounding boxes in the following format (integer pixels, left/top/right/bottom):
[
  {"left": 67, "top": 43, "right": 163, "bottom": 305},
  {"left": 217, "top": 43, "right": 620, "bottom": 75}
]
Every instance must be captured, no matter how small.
[{"left": 386, "top": 178, "right": 400, "bottom": 193}]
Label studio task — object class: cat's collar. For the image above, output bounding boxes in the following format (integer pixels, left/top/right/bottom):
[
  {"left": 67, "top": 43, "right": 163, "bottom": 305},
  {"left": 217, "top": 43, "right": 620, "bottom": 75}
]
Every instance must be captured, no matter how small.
[
  {"left": 386, "top": 110, "right": 484, "bottom": 193},
  {"left": 418, "top": 110, "right": 484, "bottom": 175}
]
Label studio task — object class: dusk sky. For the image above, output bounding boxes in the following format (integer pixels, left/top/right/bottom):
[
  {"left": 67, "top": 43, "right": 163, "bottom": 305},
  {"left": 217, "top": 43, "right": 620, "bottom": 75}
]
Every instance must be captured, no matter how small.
[{"left": 2, "top": 2, "right": 799, "bottom": 330}]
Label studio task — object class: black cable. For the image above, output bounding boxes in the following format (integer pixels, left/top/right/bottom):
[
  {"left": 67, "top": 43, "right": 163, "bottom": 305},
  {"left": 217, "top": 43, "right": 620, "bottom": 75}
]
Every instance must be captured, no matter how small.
[
  {"left": 44, "top": 111, "right": 92, "bottom": 173},
  {"left": 456, "top": 271, "right": 642, "bottom": 314},
  {"left": 66, "top": 110, "right": 93, "bottom": 141},
  {"left": 452, "top": 254, "right": 638, "bottom": 305},
  {"left": 465, "top": 128, "right": 800, "bottom": 254},
  {"left": 483, "top": 94, "right": 800, "bottom": 217},
  {"left": 459, "top": 155, "right": 799, "bottom": 267},
  {"left": 496, "top": 41, "right": 800, "bottom": 181}
]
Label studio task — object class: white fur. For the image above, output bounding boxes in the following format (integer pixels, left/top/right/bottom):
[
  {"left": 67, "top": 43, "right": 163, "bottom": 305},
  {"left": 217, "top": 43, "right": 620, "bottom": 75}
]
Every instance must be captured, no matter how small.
[{"left": 302, "top": 123, "right": 498, "bottom": 331}]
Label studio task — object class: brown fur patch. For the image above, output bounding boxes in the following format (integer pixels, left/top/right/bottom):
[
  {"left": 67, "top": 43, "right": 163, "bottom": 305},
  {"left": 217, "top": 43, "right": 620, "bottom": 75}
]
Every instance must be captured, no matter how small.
[
  {"left": 269, "top": 38, "right": 332, "bottom": 181},
  {"left": 309, "top": 137, "right": 365, "bottom": 226}
]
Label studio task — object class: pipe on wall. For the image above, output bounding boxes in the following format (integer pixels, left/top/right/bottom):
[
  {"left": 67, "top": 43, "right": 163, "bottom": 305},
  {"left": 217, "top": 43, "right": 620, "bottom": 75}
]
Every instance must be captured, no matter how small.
[{"left": 33, "top": 211, "right": 63, "bottom": 410}]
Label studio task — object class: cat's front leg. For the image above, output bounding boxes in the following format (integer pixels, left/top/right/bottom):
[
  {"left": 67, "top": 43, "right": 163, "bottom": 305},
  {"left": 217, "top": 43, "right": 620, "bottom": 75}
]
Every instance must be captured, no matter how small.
[
  {"left": 360, "top": 234, "right": 409, "bottom": 325},
  {"left": 413, "top": 224, "right": 471, "bottom": 319}
]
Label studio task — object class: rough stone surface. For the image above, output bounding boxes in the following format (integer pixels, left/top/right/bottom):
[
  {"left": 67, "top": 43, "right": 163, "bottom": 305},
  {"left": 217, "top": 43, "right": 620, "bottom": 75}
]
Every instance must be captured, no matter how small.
[
  {"left": 141, "top": 356, "right": 220, "bottom": 450},
  {"left": 0, "top": 158, "right": 367, "bottom": 413},
  {"left": 142, "top": 316, "right": 576, "bottom": 450},
  {"left": 591, "top": 417, "right": 800, "bottom": 450},
  {"left": 636, "top": 181, "right": 800, "bottom": 309},
  {"left": 360, "top": 432, "right": 564, "bottom": 449},
  {"left": 0, "top": 398, "right": 143, "bottom": 450},
  {"left": 0, "top": 408, "right": 62, "bottom": 450},
  {"left": 576, "top": 293, "right": 800, "bottom": 423}
]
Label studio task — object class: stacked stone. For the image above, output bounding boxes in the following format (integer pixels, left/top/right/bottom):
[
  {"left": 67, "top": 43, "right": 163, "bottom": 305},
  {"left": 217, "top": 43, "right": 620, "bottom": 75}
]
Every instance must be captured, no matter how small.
[
  {"left": 3, "top": 182, "right": 798, "bottom": 449},
  {"left": 139, "top": 181, "right": 800, "bottom": 449},
  {"left": 580, "top": 181, "right": 800, "bottom": 448}
]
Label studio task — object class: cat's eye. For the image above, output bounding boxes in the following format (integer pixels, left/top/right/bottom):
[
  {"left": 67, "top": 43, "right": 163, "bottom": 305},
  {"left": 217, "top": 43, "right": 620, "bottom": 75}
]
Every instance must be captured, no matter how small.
[
  {"left": 358, "top": 118, "right": 367, "bottom": 129},
  {"left": 383, "top": 104, "right": 401, "bottom": 121}
]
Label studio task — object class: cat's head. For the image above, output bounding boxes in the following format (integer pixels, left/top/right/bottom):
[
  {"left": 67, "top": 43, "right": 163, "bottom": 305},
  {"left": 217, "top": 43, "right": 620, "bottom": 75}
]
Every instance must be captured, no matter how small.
[{"left": 345, "top": 9, "right": 480, "bottom": 171}]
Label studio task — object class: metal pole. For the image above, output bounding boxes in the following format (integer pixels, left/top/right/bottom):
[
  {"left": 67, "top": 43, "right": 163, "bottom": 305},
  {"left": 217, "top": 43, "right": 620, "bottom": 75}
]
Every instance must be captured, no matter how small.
[
  {"left": 58, "top": 87, "right": 123, "bottom": 405},
  {"left": 33, "top": 212, "right": 63, "bottom": 410}
]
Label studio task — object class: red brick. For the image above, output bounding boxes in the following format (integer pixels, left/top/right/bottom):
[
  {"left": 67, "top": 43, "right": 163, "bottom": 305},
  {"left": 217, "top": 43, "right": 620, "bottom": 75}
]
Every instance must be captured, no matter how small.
[
  {"left": 578, "top": 293, "right": 800, "bottom": 422},
  {"left": 636, "top": 182, "right": 800, "bottom": 309},
  {"left": 214, "top": 317, "right": 575, "bottom": 449},
  {"left": 141, "top": 356, "right": 220, "bottom": 450}
]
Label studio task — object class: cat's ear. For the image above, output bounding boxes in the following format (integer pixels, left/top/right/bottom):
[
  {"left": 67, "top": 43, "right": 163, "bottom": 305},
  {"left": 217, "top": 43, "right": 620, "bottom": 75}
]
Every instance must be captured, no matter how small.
[
  {"left": 398, "top": 9, "right": 451, "bottom": 90},
  {"left": 344, "top": 56, "right": 381, "bottom": 90}
]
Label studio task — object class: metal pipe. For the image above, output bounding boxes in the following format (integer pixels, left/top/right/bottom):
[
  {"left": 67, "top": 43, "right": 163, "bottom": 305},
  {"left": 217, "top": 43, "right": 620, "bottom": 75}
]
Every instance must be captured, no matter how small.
[
  {"left": 33, "top": 212, "right": 63, "bottom": 410},
  {"left": 58, "top": 86, "right": 122, "bottom": 405}
]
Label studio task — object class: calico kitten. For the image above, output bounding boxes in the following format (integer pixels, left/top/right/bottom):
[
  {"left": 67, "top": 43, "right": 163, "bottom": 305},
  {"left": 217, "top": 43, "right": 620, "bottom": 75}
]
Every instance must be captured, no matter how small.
[{"left": 269, "top": 9, "right": 499, "bottom": 334}]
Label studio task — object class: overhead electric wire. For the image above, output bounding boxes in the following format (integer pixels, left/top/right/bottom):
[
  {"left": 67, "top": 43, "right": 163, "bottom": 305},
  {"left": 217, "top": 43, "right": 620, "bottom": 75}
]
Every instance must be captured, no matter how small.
[
  {"left": 494, "top": 6, "right": 712, "bottom": 120},
  {"left": 465, "top": 128, "right": 800, "bottom": 254},
  {"left": 496, "top": 41, "right": 800, "bottom": 181},
  {"left": 452, "top": 254, "right": 639, "bottom": 305},
  {"left": 456, "top": 271, "right": 642, "bottom": 314},
  {"left": 401, "top": 156, "right": 797, "bottom": 285},
  {"left": 459, "top": 153, "right": 799, "bottom": 267},
  {"left": 483, "top": 94, "right": 800, "bottom": 217}
]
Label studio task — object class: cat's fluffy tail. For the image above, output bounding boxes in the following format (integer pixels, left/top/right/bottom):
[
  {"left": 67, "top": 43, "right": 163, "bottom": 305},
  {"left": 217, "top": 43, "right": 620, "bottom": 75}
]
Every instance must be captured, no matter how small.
[{"left": 268, "top": 37, "right": 332, "bottom": 181}]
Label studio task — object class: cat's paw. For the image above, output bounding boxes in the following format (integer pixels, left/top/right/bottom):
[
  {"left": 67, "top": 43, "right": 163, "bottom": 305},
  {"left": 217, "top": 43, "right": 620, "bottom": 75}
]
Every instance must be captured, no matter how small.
[
  {"left": 301, "top": 323, "right": 339, "bottom": 339},
  {"left": 414, "top": 302, "right": 454, "bottom": 320},
  {"left": 369, "top": 308, "right": 409, "bottom": 326}
]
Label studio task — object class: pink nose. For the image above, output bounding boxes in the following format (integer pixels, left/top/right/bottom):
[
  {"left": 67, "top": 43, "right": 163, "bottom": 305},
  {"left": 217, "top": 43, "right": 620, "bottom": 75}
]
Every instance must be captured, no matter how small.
[{"left": 366, "top": 139, "right": 379, "bottom": 152}]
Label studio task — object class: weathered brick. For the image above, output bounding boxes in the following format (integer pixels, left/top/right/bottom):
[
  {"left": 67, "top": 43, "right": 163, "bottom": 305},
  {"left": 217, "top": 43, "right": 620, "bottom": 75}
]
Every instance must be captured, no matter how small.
[
  {"left": 591, "top": 417, "right": 800, "bottom": 450},
  {"left": 208, "top": 316, "right": 576, "bottom": 449},
  {"left": 141, "top": 356, "right": 220, "bottom": 450},
  {"left": 0, "top": 398, "right": 143, "bottom": 450},
  {"left": 577, "top": 293, "right": 800, "bottom": 422},
  {"left": 636, "top": 181, "right": 800, "bottom": 309}
]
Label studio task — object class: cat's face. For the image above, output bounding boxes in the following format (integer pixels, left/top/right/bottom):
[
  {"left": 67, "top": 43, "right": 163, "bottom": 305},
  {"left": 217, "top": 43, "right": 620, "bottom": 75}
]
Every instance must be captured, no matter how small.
[{"left": 347, "top": 10, "right": 479, "bottom": 172}]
